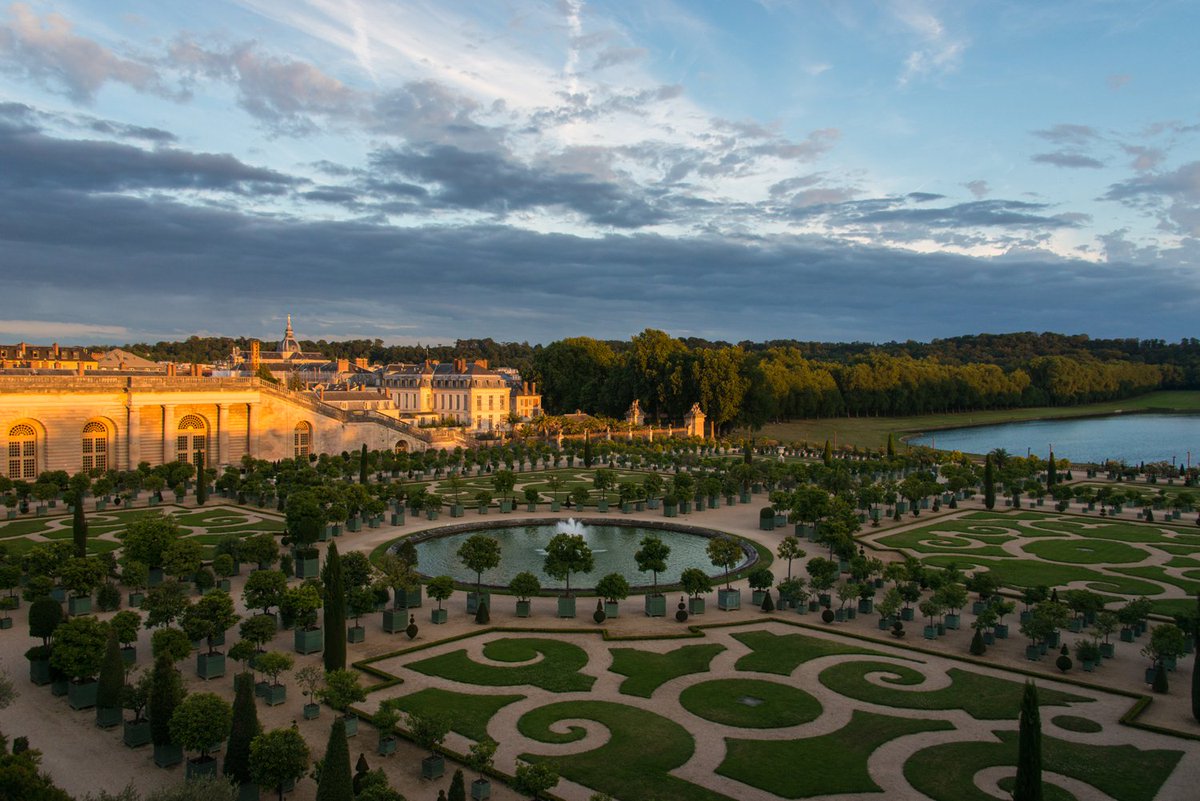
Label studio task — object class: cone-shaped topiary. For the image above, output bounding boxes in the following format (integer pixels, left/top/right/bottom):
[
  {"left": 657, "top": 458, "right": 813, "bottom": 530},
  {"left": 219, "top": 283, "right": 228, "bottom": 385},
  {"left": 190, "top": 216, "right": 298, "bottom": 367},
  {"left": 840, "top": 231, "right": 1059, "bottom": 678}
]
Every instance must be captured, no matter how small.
[
  {"left": 73, "top": 498, "right": 88, "bottom": 558},
  {"left": 969, "top": 628, "right": 986, "bottom": 656},
  {"left": 316, "top": 717, "right": 352, "bottom": 801},
  {"left": 323, "top": 541, "right": 346, "bottom": 672},
  {"left": 353, "top": 753, "right": 370, "bottom": 795},
  {"left": 474, "top": 600, "right": 489, "bottom": 625},
  {"left": 95, "top": 628, "right": 124, "bottom": 725},
  {"left": 224, "top": 672, "right": 261, "bottom": 785},
  {"left": 149, "top": 654, "right": 184, "bottom": 748},
  {"left": 449, "top": 768, "right": 466, "bottom": 801},
  {"left": 761, "top": 592, "right": 775, "bottom": 612},
  {"left": 1013, "top": 682, "right": 1042, "bottom": 801},
  {"left": 1153, "top": 662, "right": 1169, "bottom": 693}
]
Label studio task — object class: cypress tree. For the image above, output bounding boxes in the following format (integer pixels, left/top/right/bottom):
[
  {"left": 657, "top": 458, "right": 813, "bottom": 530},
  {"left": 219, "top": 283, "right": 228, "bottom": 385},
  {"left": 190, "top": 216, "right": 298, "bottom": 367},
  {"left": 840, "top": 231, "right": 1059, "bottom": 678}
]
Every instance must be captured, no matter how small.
[
  {"left": 583, "top": 431, "right": 593, "bottom": 468},
  {"left": 72, "top": 496, "right": 88, "bottom": 558},
  {"left": 969, "top": 627, "right": 986, "bottom": 656},
  {"left": 1046, "top": 451, "right": 1056, "bottom": 488},
  {"left": 984, "top": 455, "right": 996, "bottom": 510},
  {"left": 822, "top": 440, "right": 833, "bottom": 467},
  {"left": 95, "top": 628, "right": 124, "bottom": 726},
  {"left": 353, "top": 753, "right": 370, "bottom": 794},
  {"left": 1152, "top": 662, "right": 1169, "bottom": 693},
  {"left": 359, "top": 444, "right": 369, "bottom": 484},
  {"left": 225, "top": 672, "right": 261, "bottom": 785},
  {"left": 1013, "top": 681, "right": 1042, "bottom": 801},
  {"left": 743, "top": 441, "right": 753, "bottom": 464},
  {"left": 316, "top": 717, "right": 352, "bottom": 801},
  {"left": 886, "top": 432, "right": 896, "bottom": 459},
  {"left": 448, "top": 768, "right": 466, "bottom": 801},
  {"left": 195, "top": 451, "right": 208, "bottom": 505},
  {"left": 149, "top": 654, "right": 184, "bottom": 748},
  {"left": 323, "top": 541, "right": 347, "bottom": 672}
]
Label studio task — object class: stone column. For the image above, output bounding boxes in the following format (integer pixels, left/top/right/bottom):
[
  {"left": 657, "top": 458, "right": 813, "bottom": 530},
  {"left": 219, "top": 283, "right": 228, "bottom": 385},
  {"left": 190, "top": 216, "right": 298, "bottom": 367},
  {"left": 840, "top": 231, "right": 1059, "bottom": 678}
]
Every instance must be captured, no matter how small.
[
  {"left": 246, "top": 402, "right": 258, "bottom": 459},
  {"left": 162, "top": 404, "right": 175, "bottom": 464},
  {"left": 127, "top": 404, "right": 141, "bottom": 470},
  {"left": 217, "top": 403, "right": 230, "bottom": 467}
]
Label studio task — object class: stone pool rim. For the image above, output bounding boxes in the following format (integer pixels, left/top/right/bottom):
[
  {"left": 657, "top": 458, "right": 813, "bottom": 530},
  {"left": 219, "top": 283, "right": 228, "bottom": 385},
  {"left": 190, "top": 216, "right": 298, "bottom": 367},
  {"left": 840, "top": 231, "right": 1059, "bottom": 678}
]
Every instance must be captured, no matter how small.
[{"left": 377, "top": 516, "right": 764, "bottom": 594}]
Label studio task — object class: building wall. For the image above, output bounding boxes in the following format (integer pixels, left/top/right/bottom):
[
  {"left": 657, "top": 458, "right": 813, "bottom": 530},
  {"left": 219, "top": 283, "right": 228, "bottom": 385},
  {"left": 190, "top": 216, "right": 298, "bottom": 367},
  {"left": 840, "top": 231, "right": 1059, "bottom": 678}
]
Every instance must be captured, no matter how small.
[{"left": 0, "top": 376, "right": 435, "bottom": 478}]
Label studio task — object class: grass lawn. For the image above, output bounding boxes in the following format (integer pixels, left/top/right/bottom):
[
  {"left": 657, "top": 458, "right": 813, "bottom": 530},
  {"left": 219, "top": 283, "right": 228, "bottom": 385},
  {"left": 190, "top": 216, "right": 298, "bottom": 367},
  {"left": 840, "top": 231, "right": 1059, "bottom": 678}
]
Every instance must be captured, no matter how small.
[
  {"left": 744, "top": 391, "right": 1200, "bottom": 450},
  {"left": 920, "top": 555, "right": 1163, "bottom": 596},
  {"left": 903, "top": 729, "right": 1183, "bottom": 801},
  {"left": 0, "top": 518, "right": 55, "bottom": 538},
  {"left": 519, "top": 700, "right": 730, "bottom": 801},
  {"left": 818, "top": 662, "right": 1091, "bottom": 720},
  {"left": 731, "top": 630, "right": 896, "bottom": 676},
  {"left": 1051, "top": 714, "right": 1103, "bottom": 733},
  {"left": 679, "top": 678, "right": 821, "bottom": 728},
  {"left": 1021, "top": 538, "right": 1147, "bottom": 564},
  {"left": 386, "top": 687, "right": 523, "bottom": 742},
  {"left": 608, "top": 643, "right": 725, "bottom": 698},
  {"left": 720, "top": 710, "right": 953, "bottom": 798},
  {"left": 406, "top": 637, "right": 595, "bottom": 692}
]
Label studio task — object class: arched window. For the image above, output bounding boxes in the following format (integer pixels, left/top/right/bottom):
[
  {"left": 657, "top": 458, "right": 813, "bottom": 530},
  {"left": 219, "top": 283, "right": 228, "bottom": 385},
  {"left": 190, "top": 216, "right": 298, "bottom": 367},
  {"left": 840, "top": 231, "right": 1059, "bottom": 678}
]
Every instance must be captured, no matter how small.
[
  {"left": 394, "top": 440, "right": 408, "bottom": 454},
  {"left": 176, "top": 415, "right": 208, "bottom": 465},
  {"left": 7, "top": 423, "right": 37, "bottom": 479},
  {"left": 82, "top": 421, "right": 109, "bottom": 473},
  {"left": 294, "top": 422, "right": 312, "bottom": 458}
]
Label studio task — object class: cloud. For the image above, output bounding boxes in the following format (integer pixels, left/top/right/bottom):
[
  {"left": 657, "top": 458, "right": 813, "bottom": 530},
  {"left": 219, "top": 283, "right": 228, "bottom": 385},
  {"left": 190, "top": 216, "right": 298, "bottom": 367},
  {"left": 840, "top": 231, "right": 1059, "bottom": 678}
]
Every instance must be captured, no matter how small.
[
  {"left": 0, "top": 3, "right": 163, "bottom": 102},
  {"left": 1107, "top": 74, "right": 1131, "bottom": 91},
  {"left": 0, "top": 319, "right": 129, "bottom": 340},
  {"left": 964, "top": 179, "right": 990, "bottom": 198},
  {"left": 1032, "top": 124, "right": 1100, "bottom": 146},
  {"left": 893, "top": 3, "right": 968, "bottom": 84},
  {"left": 592, "top": 46, "right": 647, "bottom": 70},
  {"left": 1032, "top": 152, "right": 1105, "bottom": 169},
  {"left": 1103, "top": 161, "right": 1200, "bottom": 235},
  {"left": 819, "top": 197, "right": 1080, "bottom": 230},
  {"left": 1122, "top": 145, "right": 1165, "bottom": 172}
]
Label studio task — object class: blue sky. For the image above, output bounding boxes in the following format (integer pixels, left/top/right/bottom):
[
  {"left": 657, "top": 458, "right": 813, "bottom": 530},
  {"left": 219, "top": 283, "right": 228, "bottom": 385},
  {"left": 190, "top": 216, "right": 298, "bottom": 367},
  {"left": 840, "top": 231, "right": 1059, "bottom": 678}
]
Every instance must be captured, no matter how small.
[{"left": 0, "top": 0, "right": 1197, "bottom": 346}]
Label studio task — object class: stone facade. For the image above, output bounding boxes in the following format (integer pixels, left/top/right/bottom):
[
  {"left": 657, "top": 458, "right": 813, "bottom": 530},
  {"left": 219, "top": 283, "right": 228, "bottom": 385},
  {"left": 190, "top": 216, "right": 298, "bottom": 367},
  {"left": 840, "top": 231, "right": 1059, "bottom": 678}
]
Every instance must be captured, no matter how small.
[{"left": 0, "top": 375, "right": 441, "bottom": 478}]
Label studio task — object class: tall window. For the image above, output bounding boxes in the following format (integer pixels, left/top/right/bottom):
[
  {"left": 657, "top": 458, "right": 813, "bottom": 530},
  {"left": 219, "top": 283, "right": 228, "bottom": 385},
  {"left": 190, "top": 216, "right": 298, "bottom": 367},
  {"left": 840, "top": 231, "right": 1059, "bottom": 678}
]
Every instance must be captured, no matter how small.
[
  {"left": 176, "top": 415, "right": 208, "bottom": 465},
  {"left": 294, "top": 422, "right": 312, "bottom": 458},
  {"left": 81, "top": 421, "right": 109, "bottom": 473},
  {"left": 7, "top": 423, "right": 37, "bottom": 479}
]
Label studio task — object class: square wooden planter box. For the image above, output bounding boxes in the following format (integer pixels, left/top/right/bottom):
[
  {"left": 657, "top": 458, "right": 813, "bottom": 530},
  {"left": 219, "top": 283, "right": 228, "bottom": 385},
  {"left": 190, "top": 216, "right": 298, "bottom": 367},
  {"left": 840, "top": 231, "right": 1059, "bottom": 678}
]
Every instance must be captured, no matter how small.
[
  {"left": 688, "top": 597, "right": 705, "bottom": 615},
  {"left": 717, "top": 589, "right": 741, "bottom": 611},
  {"left": 603, "top": 601, "right": 620, "bottom": 618},
  {"left": 263, "top": 684, "right": 287, "bottom": 706},
  {"left": 383, "top": 609, "right": 407, "bottom": 633},
  {"left": 347, "top": 625, "right": 366, "bottom": 643},
  {"left": 515, "top": 601, "right": 531, "bottom": 618},
  {"left": 644, "top": 594, "right": 667, "bottom": 617},
  {"left": 472, "top": 779, "right": 492, "bottom": 800},
  {"left": 422, "top": 754, "right": 445, "bottom": 780},
  {"left": 466, "top": 592, "right": 491, "bottom": 615},
  {"left": 154, "top": 743, "right": 183, "bottom": 768},
  {"left": 294, "top": 627, "right": 324, "bottom": 655},
  {"left": 123, "top": 719, "right": 152, "bottom": 748},
  {"left": 431, "top": 608, "right": 448, "bottom": 624},
  {"left": 68, "top": 679, "right": 98, "bottom": 710},
  {"left": 196, "top": 652, "right": 225, "bottom": 680},
  {"left": 557, "top": 597, "right": 576, "bottom": 618}
]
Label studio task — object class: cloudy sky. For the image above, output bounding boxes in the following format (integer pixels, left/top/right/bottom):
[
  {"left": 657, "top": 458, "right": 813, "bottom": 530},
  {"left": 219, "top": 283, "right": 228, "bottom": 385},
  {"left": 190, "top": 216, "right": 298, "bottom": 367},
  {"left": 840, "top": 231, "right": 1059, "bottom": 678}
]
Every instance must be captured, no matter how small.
[{"left": 1, "top": 1, "right": 1198, "bottom": 346}]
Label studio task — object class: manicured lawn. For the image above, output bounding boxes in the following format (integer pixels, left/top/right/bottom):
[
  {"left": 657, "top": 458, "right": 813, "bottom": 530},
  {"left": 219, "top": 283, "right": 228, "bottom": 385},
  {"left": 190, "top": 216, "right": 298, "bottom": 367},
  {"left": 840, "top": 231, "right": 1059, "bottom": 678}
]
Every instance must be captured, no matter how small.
[
  {"left": 0, "top": 518, "right": 55, "bottom": 537},
  {"left": 519, "top": 700, "right": 730, "bottom": 801},
  {"left": 679, "top": 678, "right": 821, "bottom": 728},
  {"left": 407, "top": 637, "right": 595, "bottom": 692},
  {"left": 904, "top": 729, "right": 1183, "bottom": 801},
  {"left": 386, "top": 687, "right": 524, "bottom": 742},
  {"left": 1022, "top": 538, "right": 1147, "bottom": 564},
  {"left": 608, "top": 643, "right": 725, "bottom": 698},
  {"left": 818, "top": 662, "right": 1091, "bottom": 720},
  {"left": 731, "top": 630, "right": 897, "bottom": 676},
  {"left": 921, "top": 555, "right": 1163, "bottom": 596},
  {"left": 720, "top": 710, "right": 953, "bottom": 798},
  {"left": 1051, "top": 714, "right": 1103, "bottom": 733}
]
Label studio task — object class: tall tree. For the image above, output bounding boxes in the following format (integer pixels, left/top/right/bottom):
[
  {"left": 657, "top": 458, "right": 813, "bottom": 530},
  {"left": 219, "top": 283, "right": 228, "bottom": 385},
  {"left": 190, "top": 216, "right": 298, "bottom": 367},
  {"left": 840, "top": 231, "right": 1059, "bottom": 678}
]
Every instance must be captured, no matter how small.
[
  {"left": 316, "top": 717, "right": 352, "bottom": 801},
  {"left": 323, "top": 541, "right": 347, "bottom": 672},
  {"left": 1013, "top": 681, "right": 1042, "bottom": 801},
  {"left": 822, "top": 439, "right": 833, "bottom": 467},
  {"left": 72, "top": 495, "right": 88, "bottom": 558},
  {"left": 983, "top": 455, "right": 996, "bottom": 510},
  {"left": 359, "top": 443, "right": 369, "bottom": 484},
  {"left": 225, "top": 672, "right": 261, "bottom": 786},
  {"left": 95, "top": 627, "right": 125, "bottom": 726},
  {"left": 1046, "top": 451, "right": 1057, "bottom": 488},
  {"left": 149, "top": 654, "right": 184, "bottom": 749},
  {"left": 886, "top": 432, "right": 896, "bottom": 458},
  {"left": 195, "top": 450, "right": 208, "bottom": 505}
]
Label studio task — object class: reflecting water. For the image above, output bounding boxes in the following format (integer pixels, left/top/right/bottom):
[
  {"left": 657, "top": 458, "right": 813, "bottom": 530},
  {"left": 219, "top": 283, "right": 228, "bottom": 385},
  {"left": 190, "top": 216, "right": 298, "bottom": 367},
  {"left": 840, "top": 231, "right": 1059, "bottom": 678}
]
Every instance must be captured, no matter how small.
[
  {"left": 406, "top": 521, "right": 748, "bottom": 590},
  {"left": 909, "top": 413, "right": 1200, "bottom": 465}
]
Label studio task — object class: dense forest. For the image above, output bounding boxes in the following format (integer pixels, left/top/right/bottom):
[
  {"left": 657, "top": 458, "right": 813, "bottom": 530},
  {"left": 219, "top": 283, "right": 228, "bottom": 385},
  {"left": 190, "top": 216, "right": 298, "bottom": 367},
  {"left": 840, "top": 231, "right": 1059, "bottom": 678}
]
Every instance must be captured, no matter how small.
[{"left": 110, "top": 330, "right": 1200, "bottom": 433}]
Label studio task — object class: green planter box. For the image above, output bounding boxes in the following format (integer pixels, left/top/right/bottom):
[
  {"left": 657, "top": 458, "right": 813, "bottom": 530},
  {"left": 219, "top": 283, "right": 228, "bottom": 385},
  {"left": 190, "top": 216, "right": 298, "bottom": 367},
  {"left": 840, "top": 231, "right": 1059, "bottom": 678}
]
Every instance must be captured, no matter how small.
[
  {"left": 688, "top": 597, "right": 705, "bottom": 615},
  {"left": 1025, "top": 645, "right": 1042, "bottom": 661},
  {"left": 466, "top": 592, "right": 491, "bottom": 615},
  {"left": 550, "top": 501, "right": 561, "bottom": 512},
  {"left": 343, "top": 714, "right": 358, "bottom": 737},
  {"left": 0, "top": 617, "right": 10, "bottom": 630},
  {"left": 68, "top": 595, "right": 92, "bottom": 616},
  {"left": 29, "top": 658, "right": 51, "bottom": 686},
  {"left": 596, "top": 500, "right": 609, "bottom": 512},
  {"left": 431, "top": 608, "right": 448, "bottom": 624},
  {"left": 303, "top": 703, "right": 320, "bottom": 721},
  {"left": 751, "top": 590, "right": 766, "bottom": 606},
  {"left": 378, "top": 736, "right": 398, "bottom": 756},
  {"left": 391, "top": 511, "right": 404, "bottom": 526},
  {"left": 943, "top": 613, "right": 959, "bottom": 630},
  {"left": 663, "top": 505, "right": 678, "bottom": 518},
  {"left": 294, "top": 627, "right": 324, "bottom": 655},
  {"left": 154, "top": 743, "right": 183, "bottom": 768},
  {"left": 186, "top": 757, "right": 219, "bottom": 780},
  {"left": 263, "top": 683, "right": 287, "bottom": 706},
  {"left": 295, "top": 556, "right": 320, "bottom": 580},
  {"left": 900, "top": 607, "right": 915, "bottom": 621},
  {"left": 759, "top": 518, "right": 775, "bottom": 531},
  {"left": 994, "top": 623, "right": 1009, "bottom": 639},
  {"left": 451, "top": 505, "right": 465, "bottom": 518},
  {"left": 621, "top": 502, "right": 632, "bottom": 513},
  {"left": 383, "top": 609, "right": 407, "bottom": 633},
  {"left": 717, "top": 589, "right": 741, "bottom": 611},
  {"left": 923, "top": 625, "right": 938, "bottom": 640},
  {"left": 515, "top": 600, "right": 531, "bottom": 618},
  {"left": 603, "top": 601, "right": 620, "bottom": 618},
  {"left": 196, "top": 652, "right": 226, "bottom": 680},
  {"left": 68, "top": 679, "right": 98, "bottom": 710},
  {"left": 123, "top": 719, "right": 152, "bottom": 748},
  {"left": 96, "top": 705, "right": 122, "bottom": 729},
  {"left": 422, "top": 755, "right": 445, "bottom": 780},
  {"left": 347, "top": 625, "right": 365, "bottom": 643},
  {"left": 472, "top": 778, "right": 492, "bottom": 800},
  {"left": 557, "top": 597, "right": 576, "bottom": 618},
  {"left": 645, "top": 594, "right": 667, "bottom": 617},
  {"left": 858, "top": 598, "right": 874, "bottom": 614},
  {"left": 405, "top": 585, "right": 423, "bottom": 608}
]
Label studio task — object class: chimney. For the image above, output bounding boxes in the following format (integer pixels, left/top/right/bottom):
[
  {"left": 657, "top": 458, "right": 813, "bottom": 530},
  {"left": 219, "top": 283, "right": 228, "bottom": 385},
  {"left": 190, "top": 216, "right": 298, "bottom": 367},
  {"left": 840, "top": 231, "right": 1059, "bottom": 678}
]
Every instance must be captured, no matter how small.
[
  {"left": 77, "top": 361, "right": 84, "bottom": 376},
  {"left": 53, "top": 342, "right": 59, "bottom": 357},
  {"left": 475, "top": 359, "right": 488, "bottom": 369},
  {"left": 337, "top": 358, "right": 349, "bottom": 373},
  {"left": 192, "top": 362, "right": 202, "bottom": 377},
  {"left": 167, "top": 363, "right": 176, "bottom": 377},
  {"left": 354, "top": 357, "right": 368, "bottom": 369}
]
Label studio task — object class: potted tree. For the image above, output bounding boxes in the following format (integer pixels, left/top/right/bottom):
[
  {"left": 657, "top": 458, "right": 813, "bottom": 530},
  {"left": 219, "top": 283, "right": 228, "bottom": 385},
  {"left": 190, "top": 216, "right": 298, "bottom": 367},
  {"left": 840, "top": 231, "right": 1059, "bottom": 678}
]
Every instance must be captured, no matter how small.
[
  {"left": 806, "top": 557, "right": 838, "bottom": 609},
  {"left": 110, "top": 609, "right": 141, "bottom": 665},
  {"left": 320, "top": 668, "right": 366, "bottom": 737},
  {"left": 458, "top": 534, "right": 501, "bottom": 616},
  {"left": 282, "top": 584, "right": 323, "bottom": 655},
  {"left": 26, "top": 595, "right": 62, "bottom": 685},
  {"left": 707, "top": 536, "right": 744, "bottom": 610},
  {"left": 511, "top": 571, "right": 541, "bottom": 618},
  {"left": 748, "top": 568, "right": 774, "bottom": 607},
  {"left": 121, "top": 669, "right": 153, "bottom": 747},
  {"left": 475, "top": 490, "right": 492, "bottom": 515},
  {"left": 295, "top": 664, "right": 324, "bottom": 720},
  {"left": 467, "top": 737, "right": 498, "bottom": 800},
  {"left": 1075, "top": 639, "right": 1102, "bottom": 672},
  {"left": 1093, "top": 610, "right": 1119, "bottom": 658},
  {"left": 989, "top": 597, "right": 1017, "bottom": 639},
  {"left": 170, "top": 692, "right": 233, "bottom": 779},
  {"left": 877, "top": 586, "right": 902, "bottom": 630},
  {"left": 919, "top": 598, "right": 944, "bottom": 640},
  {"left": 595, "top": 573, "right": 629, "bottom": 618},
  {"left": 256, "top": 651, "right": 294, "bottom": 706},
  {"left": 513, "top": 761, "right": 559, "bottom": 801},
  {"left": 249, "top": 726, "right": 310, "bottom": 801},
  {"left": 543, "top": 533, "right": 594, "bottom": 618},
  {"left": 50, "top": 614, "right": 109, "bottom": 709},
  {"left": 406, "top": 710, "right": 450, "bottom": 780},
  {"left": 213, "top": 554, "right": 237, "bottom": 593},
  {"left": 635, "top": 534, "right": 670, "bottom": 617},
  {"left": 373, "top": 700, "right": 402, "bottom": 756},
  {"left": 427, "top": 575, "right": 454, "bottom": 624},
  {"left": 680, "top": 567, "right": 712, "bottom": 615},
  {"left": 524, "top": 486, "right": 540, "bottom": 512},
  {"left": 347, "top": 585, "right": 375, "bottom": 643},
  {"left": 181, "top": 589, "right": 239, "bottom": 680},
  {"left": 61, "top": 556, "right": 105, "bottom": 616}
]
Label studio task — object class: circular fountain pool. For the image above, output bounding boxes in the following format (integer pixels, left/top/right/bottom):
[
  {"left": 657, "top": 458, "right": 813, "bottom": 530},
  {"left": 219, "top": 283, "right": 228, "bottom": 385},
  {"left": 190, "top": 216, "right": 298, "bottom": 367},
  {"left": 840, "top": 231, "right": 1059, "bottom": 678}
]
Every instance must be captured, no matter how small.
[{"left": 396, "top": 518, "right": 755, "bottom": 591}]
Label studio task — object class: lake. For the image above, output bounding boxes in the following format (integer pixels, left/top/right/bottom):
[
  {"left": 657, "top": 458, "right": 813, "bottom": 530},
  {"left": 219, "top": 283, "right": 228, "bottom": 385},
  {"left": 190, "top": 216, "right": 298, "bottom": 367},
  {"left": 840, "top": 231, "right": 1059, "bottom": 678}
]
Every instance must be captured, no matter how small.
[{"left": 908, "top": 412, "right": 1200, "bottom": 465}]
